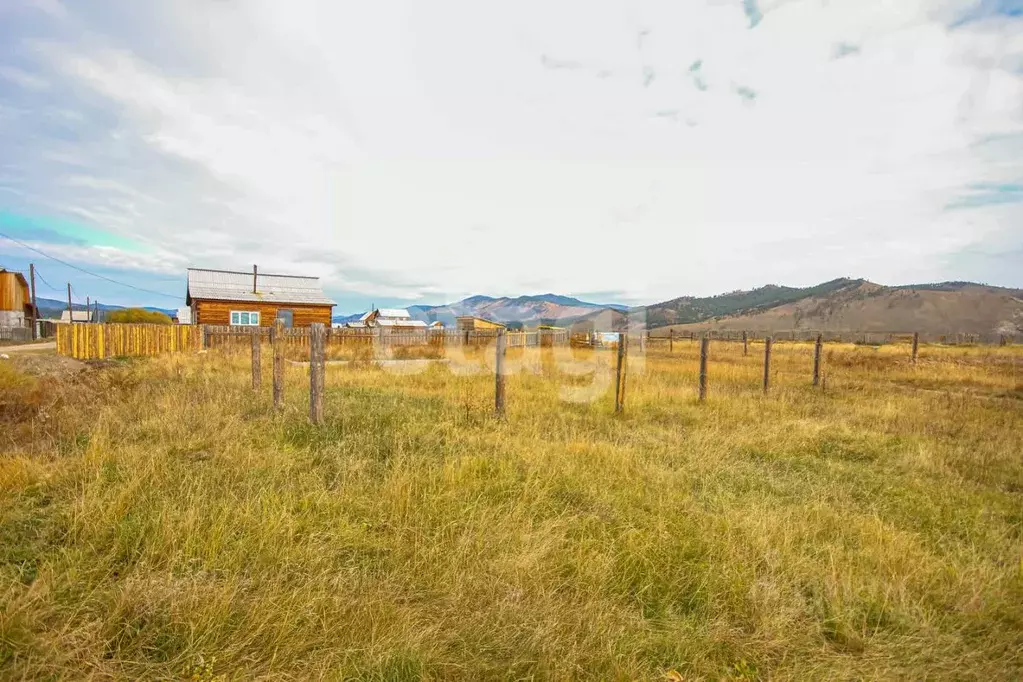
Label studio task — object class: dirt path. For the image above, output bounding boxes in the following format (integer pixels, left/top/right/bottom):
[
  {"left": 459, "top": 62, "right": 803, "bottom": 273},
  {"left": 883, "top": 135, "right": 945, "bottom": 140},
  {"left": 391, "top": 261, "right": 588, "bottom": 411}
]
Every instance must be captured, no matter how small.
[{"left": 1, "top": 341, "right": 56, "bottom": 353}]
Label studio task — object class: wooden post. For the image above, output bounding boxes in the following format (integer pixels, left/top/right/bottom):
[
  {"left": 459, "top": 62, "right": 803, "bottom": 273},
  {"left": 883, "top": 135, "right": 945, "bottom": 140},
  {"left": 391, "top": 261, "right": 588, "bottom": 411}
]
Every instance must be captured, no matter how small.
[
  {"left": 698, "top": 335, "right": 709, "bottom": 401},
  {"left": 614, "top": 332, "right": 626, "bottom": 413},
  {"left": 272, "top": 319, "right": 285, "bottom": 409},
  {"left": 742, "top": 330, "right": 748, "bottom": 356},
  {"left": 309, "top": 322, "right": 325, "bottom": 425},
  {"left": 763, "top": 336, "right": 772, "bottom": 394},
  {"left": 911, "top": 332, "right": 919, "bottom": 364},
  {"left": 495, "top": 328, "right": 506, "bottom": 416},
  {"left": 201, "top": 324, "right": 209, "bottom": 349},
  {"left": 251, "top": 330, "right": 261, "bottom": 390},
  {"left": 66, "top": 283, "right": 72, "bottom": 321},
  {"left": 28, "top": 265, "right": 37, "bottom": 341},
  {"left": 669, "top": 329, "right": 674, "bottom": 353},
  {"left": 812, "top": 334, "right": 822, "bottom": 387}
]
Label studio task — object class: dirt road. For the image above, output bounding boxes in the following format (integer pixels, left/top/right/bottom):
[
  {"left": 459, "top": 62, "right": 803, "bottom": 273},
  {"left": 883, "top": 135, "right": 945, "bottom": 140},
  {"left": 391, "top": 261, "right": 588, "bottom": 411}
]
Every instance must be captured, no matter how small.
[{"left": 1, "top": 341, "right": 56, "bottom": 353}]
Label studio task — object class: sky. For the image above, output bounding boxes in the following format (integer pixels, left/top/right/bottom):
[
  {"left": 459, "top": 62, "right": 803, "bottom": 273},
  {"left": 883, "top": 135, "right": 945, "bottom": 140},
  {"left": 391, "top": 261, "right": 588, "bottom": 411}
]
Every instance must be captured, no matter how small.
[{"left": 0, "top": 0, "right": 1021, "bottom": 314}]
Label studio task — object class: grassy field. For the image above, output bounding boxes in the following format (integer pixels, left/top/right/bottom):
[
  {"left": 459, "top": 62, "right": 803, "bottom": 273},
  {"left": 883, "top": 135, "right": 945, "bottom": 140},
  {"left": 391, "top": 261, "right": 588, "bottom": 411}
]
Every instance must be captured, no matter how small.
[{"left": 1, "top": 340, "right": 1021, "bottom": 680}]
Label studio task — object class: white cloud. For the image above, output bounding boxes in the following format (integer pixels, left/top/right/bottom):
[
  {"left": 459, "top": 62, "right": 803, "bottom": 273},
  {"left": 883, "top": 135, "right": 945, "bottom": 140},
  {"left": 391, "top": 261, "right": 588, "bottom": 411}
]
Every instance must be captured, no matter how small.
[{"left": 2, "top": 0, "right": 1022, "bottom": 305}]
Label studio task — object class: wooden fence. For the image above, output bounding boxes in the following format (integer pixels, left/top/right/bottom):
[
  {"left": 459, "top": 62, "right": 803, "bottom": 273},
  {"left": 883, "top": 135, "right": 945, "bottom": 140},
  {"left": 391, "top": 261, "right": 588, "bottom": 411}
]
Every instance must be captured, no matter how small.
[
  {"left": 648, "top": 329, "right": 1020, "bottom": 345},
  {"left": 55, "top": 323, "right": 571, "bottom": 359},
  {"left": 0, "top": 326, "right": 32, "bottom": 343},
  {"left": 56, "top": 323, "right": 202, "bottom": 359},
  {"left": 203, "top": 326, "right": 569, "bottom": 350}
]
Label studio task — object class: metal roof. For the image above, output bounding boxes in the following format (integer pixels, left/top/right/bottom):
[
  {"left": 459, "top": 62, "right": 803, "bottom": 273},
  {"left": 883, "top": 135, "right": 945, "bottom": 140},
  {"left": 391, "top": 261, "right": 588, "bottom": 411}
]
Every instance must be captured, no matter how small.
[
  {"left": 60, "top": 310, "right": 93, "bottom": 322},
  {"left": 376, "top": 308, "right": 411, "bottom": 319},
  {"left": 186, "top": 268, "right": 335, "bottom": 306},
  {"left": 376, "top": 318, "right": 428, "bottom": 327}
]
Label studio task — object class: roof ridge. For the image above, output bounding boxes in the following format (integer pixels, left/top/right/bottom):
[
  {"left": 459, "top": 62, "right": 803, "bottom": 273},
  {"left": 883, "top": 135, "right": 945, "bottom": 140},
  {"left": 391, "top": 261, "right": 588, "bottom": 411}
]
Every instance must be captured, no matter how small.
[{"left": 187, "top": 267, "right": 319, "bottom": 280}]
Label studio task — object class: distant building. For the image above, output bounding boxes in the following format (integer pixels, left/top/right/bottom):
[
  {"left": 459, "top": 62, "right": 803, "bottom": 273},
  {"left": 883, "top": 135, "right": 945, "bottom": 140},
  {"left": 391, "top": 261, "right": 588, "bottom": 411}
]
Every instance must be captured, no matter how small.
[
  {"left": 356, "top": 308, "right": 426, "bottom": 329},
  {"left": 430, "top": 320, "right": 445, "bottom": 329},
  {"left": 60, "top": 310, "right": 93, "bottom": 323},
  {"left": 568, "top": 308, "right": 626, "bottom": 336},
  {"left": 185, "top": 266, "right": 335, "bottom": 328},
  {"left": 456, "top": 315, "right": 505, "bottom": 332},
  {"left": 175, "top": 307, "right": 192, "bottom": 325},
  {"left": 0, "top": 269, "right": 34, "bottom": 328},
  {"left": 376, "top": 318, "right": 428, "bottom": 329}
]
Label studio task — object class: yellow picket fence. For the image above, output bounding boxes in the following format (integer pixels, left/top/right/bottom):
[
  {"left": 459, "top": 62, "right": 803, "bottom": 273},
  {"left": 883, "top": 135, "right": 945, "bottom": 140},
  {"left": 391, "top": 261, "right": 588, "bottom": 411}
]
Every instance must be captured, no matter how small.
[{"left": 56, "top": 323, "right": 202, "bottom": 360}]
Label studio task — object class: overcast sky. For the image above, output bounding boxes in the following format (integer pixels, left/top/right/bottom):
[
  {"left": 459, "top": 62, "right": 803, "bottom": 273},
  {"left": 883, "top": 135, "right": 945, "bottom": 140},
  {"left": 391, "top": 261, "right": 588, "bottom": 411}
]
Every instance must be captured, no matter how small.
[{"left": 0, "top": 0, "right": 1021, "bottom": 313}]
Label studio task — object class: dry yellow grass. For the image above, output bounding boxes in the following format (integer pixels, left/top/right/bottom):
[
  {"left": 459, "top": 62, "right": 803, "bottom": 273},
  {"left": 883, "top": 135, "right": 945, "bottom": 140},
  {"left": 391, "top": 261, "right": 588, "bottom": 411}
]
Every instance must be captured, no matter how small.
[{"left": 1, "top": 340, "right": 1021, "bottom": 680}]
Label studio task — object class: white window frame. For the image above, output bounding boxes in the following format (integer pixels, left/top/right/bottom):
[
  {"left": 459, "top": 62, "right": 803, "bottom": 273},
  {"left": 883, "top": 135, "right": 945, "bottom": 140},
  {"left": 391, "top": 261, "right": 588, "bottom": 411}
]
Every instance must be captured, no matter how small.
[{"left": 230, "top": 310, "right": 261, "bottom": 326}]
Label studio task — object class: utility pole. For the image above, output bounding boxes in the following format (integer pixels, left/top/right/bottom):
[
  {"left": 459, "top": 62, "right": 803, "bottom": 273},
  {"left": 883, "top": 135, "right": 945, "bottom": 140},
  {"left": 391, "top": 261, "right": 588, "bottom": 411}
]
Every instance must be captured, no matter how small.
[
  {"left": 66, "top": 283, "right": 72, "bottom": 321},
  {"left": 87, "top": 296, "right": 90, "bottom": 322},
  {"left": 29, "top": 264, "right": 37, "bottom": 340},
  {"left": 253, "top": 264, "right": 258, "bottom": 294}
]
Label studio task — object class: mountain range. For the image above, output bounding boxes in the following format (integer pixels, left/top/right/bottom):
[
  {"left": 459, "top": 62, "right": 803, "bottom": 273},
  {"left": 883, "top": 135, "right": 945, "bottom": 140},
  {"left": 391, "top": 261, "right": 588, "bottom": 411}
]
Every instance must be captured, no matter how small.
[
  {"left": 650, "top": 279, "right": 1023, "bottom": 336},
  {"left": 334, "top": 279, "right": 1022, "bottom": 336},
  {"left": 40, "top": 279, "right": 1020, "bottom": 337},
  {"left": 34, "top": 297, "right": 176, "bottom": 320}
]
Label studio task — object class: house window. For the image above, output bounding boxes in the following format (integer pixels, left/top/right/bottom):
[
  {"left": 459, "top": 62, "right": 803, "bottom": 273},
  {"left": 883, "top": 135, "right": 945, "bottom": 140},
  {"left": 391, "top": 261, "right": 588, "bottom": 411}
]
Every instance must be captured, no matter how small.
[{"left": 230, "top": 310, "right": 260, "bottom": 326}]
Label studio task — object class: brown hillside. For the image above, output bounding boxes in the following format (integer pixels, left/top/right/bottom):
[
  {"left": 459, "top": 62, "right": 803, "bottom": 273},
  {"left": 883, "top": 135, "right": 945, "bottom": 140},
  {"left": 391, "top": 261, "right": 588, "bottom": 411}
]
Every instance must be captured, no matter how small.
[{"left": 656, "top": 282, "right": 1023, "bottom": 337}]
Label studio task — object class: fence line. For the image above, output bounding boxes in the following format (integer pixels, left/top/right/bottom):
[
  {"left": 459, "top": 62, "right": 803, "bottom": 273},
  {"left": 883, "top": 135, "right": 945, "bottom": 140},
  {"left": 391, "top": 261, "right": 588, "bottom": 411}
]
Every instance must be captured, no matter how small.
[
  {"left": 54, "top": 322, "right": 1017, "bottom": 364},
  {"left": 647, "top": 329, "right": 1019, "bottom": 345},
  {"left": 56, "top": 323, "right": 202, "bottom": 359},
  {"left": 204, "top": 326, "right": 568, "bottom": 349}
]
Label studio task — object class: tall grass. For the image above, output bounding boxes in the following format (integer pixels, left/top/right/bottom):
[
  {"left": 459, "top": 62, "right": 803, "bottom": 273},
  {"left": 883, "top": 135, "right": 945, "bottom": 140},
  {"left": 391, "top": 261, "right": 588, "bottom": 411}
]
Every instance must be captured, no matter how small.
[{"left": 1, "top": 340, "right": 1021, "bottom": 679}]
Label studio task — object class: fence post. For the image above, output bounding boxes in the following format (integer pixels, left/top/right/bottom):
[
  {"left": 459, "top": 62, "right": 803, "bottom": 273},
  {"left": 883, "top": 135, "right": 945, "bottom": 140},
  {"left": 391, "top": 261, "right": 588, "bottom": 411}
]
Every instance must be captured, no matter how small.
[
  {"left": 812, "top": 334, "right": 822, "bottom": 387},
  {"left": 669, "top": 329, "right": 674, "bottom": 353},
  {"left": 273, "top": 319, "right": 285, "bottom": 409},
  {"left": 742, "top": 330, "right": 748, "bottom": 357},
  {"left": 698, "top": 335, "right": 709, "bottom": 401},
  {"left": 912, "top": 332, "right": 919, "bottom": 364},
  {"left": 201, "top": 324, "right": 209, "bottom": 350},
  {"left": 495, "top": 328, "right": 506, "bottom": 416},
  {"left": 614, "top": 332, "right": 626, "bottom": 413},
  {"left": 309, "top": 323, "right": 325, "bottom": 425},
  {"left": 251, "top": 331, "right": 261, "bottom": 391},
  {"left": 763, "top": 336, "right": 772, "bottom": 394}
]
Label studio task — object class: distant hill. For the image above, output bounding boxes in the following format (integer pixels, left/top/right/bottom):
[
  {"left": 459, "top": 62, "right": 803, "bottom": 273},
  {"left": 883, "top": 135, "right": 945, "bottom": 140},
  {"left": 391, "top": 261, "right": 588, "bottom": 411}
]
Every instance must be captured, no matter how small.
[
  {"left": 402, "top": 293, "right": 627, "bottom": 326},
  {"left": 34, "top": 296, "right": 177, "bottom": 321},
  {"left": 644, "top": 278, "right": 862, "bottom": 328},
  {"left": 647, "top": 280, "right": 1023, "bottom": 337}
]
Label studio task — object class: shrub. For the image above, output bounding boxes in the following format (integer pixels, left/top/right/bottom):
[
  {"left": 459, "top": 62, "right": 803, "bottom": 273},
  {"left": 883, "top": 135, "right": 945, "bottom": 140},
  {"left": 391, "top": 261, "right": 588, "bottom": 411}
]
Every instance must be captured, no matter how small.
[{"left": 105, "top": 308, "right": 173, "bottom": 324}]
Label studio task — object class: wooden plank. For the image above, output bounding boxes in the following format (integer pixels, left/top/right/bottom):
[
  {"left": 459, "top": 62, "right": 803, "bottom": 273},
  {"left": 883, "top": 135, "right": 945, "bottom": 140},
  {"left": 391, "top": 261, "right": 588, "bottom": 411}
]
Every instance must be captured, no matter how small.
[
  {"left": 614, "top": 332, "right": 626, "bottom": 413},
  {"left": 251, "top": 331, "right": 261, "bottom": 391},
  {"left": 812, "top": 334, "right": 822, "bottom": 386},
  {"left": 763, "top": 336, "right": 772, "bottom": 394},
  {"left": 495, "top": 329, "right": 506, "bottom": 416},
  {"left": 309, "top": 322, "right": 325, "bottom": 425},
  {"left": 273, "top": 319, "right": 285, "bottom": 409},
  {"left": 698, "top": 336, "right": 709, "bottom": 401}
]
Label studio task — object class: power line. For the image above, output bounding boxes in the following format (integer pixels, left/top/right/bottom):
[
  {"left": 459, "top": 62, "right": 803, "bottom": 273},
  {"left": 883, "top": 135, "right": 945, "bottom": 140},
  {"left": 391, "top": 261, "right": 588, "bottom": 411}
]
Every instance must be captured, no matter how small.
[
  {"left": 0, "top": 231, "right": 181, "bottom": 300},
  {"left": 33, "top": 267, "right": 60, "bottom": 293}
]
